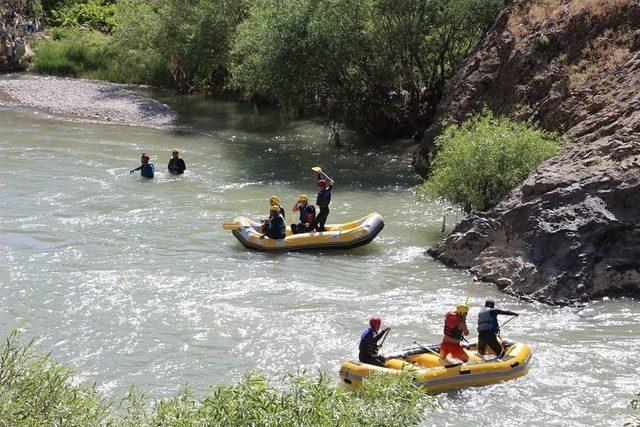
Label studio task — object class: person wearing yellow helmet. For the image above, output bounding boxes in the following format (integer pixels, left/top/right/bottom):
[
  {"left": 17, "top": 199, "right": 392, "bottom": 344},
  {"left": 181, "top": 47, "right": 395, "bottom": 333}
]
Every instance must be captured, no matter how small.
[
  {"left": 167, "top": 148, "right": 186, "bottom": 175},
  {"left": 261, "top": 204, "right": 286, "bottom": 239},
  {"left": 440, "top": 304, "right": 470, "bottom": 362},
  {"left": 269, "top": 195, "right": 286, "bottom": 219},
  {"left": 291, "top": 194, "right": 316, "bottom": 234}
]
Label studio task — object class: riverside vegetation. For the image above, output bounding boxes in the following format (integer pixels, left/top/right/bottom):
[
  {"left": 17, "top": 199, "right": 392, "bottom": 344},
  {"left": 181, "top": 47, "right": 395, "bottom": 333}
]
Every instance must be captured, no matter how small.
[
  {"left": 22, "top": 0, "right": 505, "bottom": 136},
  {"left": 416, "top": 111, "right": 561, "bottom": 212},
  {"left": 0, "top": 332, "right": 436, "bottom": 426}
]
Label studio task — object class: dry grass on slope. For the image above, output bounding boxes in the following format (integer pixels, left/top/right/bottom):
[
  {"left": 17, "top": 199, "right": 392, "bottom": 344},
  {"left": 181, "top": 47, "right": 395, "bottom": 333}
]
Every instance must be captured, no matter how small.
[{"left": 508, "top": 0, "right": 633, "bottom": 39}]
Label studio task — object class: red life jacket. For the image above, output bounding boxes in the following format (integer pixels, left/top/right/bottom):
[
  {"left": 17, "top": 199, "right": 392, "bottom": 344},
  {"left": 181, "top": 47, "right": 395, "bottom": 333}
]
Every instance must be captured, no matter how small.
[{"left": 444, "top": 311, "right": 463, "bottom": 340}]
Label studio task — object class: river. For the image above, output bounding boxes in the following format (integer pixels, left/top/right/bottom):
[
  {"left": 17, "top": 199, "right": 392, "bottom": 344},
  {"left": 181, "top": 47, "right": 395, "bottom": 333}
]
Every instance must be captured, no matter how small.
[{"left": 0, "top": 90, "right": 638, "bottom": 426}]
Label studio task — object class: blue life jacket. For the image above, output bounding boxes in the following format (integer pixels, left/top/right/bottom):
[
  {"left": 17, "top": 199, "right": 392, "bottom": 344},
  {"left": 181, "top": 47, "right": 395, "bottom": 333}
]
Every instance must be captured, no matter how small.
[
  {"left": 477, "top": 308, "right": 496, "bottom": 333},
  {"left": 141, "top": 163, "right": 155, "bottom": 179},
  {"left": 359, "top": 327, "right": 379, "bottom": 355},
  {"left": 265, "top": 214, "right": 286, "bottom": 239},
  {"left": 316, "top": 188, "right": 332, "bottom": 207}
]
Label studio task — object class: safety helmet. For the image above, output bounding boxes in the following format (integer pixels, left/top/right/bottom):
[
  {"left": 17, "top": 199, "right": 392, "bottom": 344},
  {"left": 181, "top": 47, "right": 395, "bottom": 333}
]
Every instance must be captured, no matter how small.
[
  {"left": 269, "top": 204, "right": 280, "bottom": 212},
  {"left": 172, "top": 148, "right": 179, "bottom": 154},
  {"left": 317, "top": 179, "right": 327, "bottom": 188},
  {"left": 485, "top": 300, "right": 495, "bottom": 308},
  {"left": 141, "top": 153, "right": 150, "bottom": 162},
  {"left": 269, "top": 195, "right": 281, "bottom": 205},
  {"left": 456, "top": 304, "right": 469, "bottom": 315},
  {"left": 369, "top": 316, "right": 381, "bottom": 329},
  {"left": 298, "top": 195, "right": 309, "bottom": 203}
]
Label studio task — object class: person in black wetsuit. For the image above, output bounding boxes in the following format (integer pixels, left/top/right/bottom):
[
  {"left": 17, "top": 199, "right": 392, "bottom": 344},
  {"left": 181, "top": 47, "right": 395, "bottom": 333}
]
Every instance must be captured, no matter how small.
[
  {"left": 477, "top": 300, "right": 519, "bottom": 357},
  {"left": 168, "top": 148, "right": 186, "bottom": 175},
  {"left": 314, "top": 174, "right": 334, "bottom": 232},
  {"left": 130, "top": 153, "right": 154, "bottom": 179},
  {"left": 291, "top": 195, "right": 316, "bottom": 234},
  {"left": 359, "top": 316, "right": 390, "bottom": 367}
]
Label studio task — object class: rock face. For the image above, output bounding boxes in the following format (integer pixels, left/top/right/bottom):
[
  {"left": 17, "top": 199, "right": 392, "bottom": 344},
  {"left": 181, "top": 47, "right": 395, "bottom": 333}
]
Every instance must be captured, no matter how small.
[{"left": 417, "top": 0, "right": 640, "bottom": 303}]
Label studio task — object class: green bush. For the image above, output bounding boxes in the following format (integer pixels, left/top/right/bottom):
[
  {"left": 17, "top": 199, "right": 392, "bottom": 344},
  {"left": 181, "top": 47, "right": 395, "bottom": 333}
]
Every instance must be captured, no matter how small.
[
  {"left": 114, "top": 0, "right": 247, "bottom": 93},
  {"left": 0, "top": 332, "right": 435, "bottom": 426},
  {"left": 0, "top": 331, "right": 111, "bottom": 425},
  {"left": 46, "top": 0, "right": 116, "bottom": 33},
  {"left": 32, "top": 30, "right": 113, "bottom": 76},
  {"left": 417, "top": 111, "right": 561, "bottom": 211},
  {"left": 31, "top": 29, "right": 173, "bottom": 85}
]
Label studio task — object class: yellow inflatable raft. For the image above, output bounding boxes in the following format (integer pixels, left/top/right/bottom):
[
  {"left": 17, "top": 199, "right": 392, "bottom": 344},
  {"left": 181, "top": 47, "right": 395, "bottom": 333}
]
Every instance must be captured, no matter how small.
[
  {"left": 339, "top": 340, "right": 531, "bottom": 393},
  {"left": 225, "top": 212, "right": 384, "bottom": 252}
]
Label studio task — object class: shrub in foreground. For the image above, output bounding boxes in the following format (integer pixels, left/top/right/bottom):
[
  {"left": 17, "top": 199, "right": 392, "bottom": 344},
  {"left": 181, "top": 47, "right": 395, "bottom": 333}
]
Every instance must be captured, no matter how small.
[
  {"left": 0, "top": 331, "right": 111, "bottom": 425},
  {"left": 0, "top": 332, "right": 435, "bottom": 426},
  {"left": 418, "top": 111, "right": 561, "bottom": 211}
]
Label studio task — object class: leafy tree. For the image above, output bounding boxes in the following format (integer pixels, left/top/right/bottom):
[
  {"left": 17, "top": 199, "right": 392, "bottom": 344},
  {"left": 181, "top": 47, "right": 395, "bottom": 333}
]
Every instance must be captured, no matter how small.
[
  {"left": 231, "top": 0, "right": 504, "bottom": 135},
  {"left": 417, "top": 111, "right": 561, "bottom": 211}
]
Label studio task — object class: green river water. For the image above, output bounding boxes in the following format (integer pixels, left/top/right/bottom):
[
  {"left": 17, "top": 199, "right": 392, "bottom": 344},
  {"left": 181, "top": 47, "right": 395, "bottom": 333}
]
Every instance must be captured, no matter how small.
[{"left": 0, "top": 88, "right": 638, "bottom": 426}]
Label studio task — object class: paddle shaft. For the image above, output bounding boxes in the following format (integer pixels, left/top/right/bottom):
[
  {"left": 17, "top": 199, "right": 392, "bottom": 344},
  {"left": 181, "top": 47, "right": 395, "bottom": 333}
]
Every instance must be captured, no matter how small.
[
  {"left": 499, "top": 315, "right": 517, "bottom": 329},
  {"left": 413, "top": 341, "right": 441, "bottom": 358}
]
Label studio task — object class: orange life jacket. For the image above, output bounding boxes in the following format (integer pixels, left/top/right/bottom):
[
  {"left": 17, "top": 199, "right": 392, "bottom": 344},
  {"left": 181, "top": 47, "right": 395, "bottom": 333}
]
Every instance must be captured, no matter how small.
[{"left": 444, "top": 311, "right": 464, "bottom": 340}]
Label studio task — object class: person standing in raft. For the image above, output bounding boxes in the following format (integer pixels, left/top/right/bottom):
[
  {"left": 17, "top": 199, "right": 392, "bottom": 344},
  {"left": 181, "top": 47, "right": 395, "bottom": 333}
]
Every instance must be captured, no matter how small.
[
  {"left": 359, "top": 316, "right": 391, "bottom": 367},
  {"left": 291, "top": 194, "right": 316, "bottom": 234},
  {"left": 130, "top": 153, "right": 154, "bottom": 179},
  {"left": 167, "top": 148, "right": 186, "bottom": 175},
  {"left": 314, "top": 174, "right": 334, "bottom": 232},
  {"left": 440, "top": 304, "right": 470, "bottom": 362},
  {"left": 260, "top": 204, "right": 286, "bottom": 239},
  {"left": 477, "top": 300, "right": 519, "bottom": 358}
]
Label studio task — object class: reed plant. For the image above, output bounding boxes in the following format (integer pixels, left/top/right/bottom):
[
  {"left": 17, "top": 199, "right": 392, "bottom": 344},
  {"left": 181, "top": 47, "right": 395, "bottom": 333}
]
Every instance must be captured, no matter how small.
[{"left": 0, "top": 332, "right": 435, "bottom": 426}]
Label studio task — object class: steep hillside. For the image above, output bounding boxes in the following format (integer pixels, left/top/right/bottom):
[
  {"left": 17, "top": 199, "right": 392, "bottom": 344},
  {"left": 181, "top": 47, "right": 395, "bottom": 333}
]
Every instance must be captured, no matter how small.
[{"left": 415, "top": 0, "right": 640, "bottom": 303}]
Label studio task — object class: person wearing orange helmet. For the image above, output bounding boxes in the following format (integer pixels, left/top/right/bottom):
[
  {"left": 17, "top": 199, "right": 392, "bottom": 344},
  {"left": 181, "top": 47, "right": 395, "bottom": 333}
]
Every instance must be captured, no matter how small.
[
  {"left": 440, "top": 304, "right": 470, "bottom": 362},
  {"left": 130, "top": 153, "right": 155, "bottom": 179},
  {"left": 358, "top": 316, "right": 391, "bottom": 367}
]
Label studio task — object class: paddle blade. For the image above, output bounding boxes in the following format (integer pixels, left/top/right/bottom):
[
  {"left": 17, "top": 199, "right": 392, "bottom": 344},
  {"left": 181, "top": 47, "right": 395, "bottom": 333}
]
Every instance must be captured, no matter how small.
[
  {"left": 222, "top": 222, "right": 242, "bottom": 230},
  {"left": 311, "top": 166, "right": 322, "bottom": 173}
]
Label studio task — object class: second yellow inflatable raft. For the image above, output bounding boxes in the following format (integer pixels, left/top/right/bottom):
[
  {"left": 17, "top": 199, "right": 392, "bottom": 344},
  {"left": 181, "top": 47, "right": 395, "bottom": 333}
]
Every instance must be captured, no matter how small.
[
  {"left": 225, "top": 212, "right": 384, "bottom": 252},
  {"left": 339, "top": 340, "right": 531, "bottom": 393}
]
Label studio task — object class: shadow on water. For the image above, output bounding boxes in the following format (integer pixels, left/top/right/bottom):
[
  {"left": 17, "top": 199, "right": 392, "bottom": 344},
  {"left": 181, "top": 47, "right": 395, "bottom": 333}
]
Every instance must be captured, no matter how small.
[{"left": 145, "top": 90, "right": 422, "bottom": 190}]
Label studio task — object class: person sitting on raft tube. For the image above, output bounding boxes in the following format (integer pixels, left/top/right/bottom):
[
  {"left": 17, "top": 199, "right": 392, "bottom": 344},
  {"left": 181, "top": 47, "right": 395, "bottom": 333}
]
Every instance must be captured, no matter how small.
[
  {"left": 359, "top": 316, "right": 391, "bottom": 367},
  {"left": 314, "top": 175, "right": 334, "bottom": 232},
  {"left": 477, "top": 300, "right": 519, "bottom": 358},
  {"left": 260, "top": 204, "right": 286, "bottom": 239},
  {"left": 168, "top": 148, "right": 186, "bottom": 175},
  {"left": 440, "top": 304, "right": 470, "bottom": 362},
  {"left": 130, "top": 153, "right": 155, "bottom": 179},
  {"left": 291, "top": 195, "right": 316, "bottom": 234}
]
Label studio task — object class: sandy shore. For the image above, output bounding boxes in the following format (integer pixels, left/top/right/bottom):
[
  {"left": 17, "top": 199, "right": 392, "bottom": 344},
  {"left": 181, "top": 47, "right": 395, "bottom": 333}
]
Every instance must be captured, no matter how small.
[{"left": 0, "top": 74, "right": 177, "bottom": 128}]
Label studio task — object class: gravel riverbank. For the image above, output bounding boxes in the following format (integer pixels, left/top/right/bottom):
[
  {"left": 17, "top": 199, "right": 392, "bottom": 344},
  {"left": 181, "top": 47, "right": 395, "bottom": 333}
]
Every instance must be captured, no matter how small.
[{"left": 0, "top": 75, "right": 177, "bottom": 128}]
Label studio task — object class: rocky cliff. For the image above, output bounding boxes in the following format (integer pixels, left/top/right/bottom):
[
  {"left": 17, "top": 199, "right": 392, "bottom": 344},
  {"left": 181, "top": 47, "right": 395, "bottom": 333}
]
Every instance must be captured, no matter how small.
[{"left": 415, "top": 0, "right": 640, "bottom": 303}]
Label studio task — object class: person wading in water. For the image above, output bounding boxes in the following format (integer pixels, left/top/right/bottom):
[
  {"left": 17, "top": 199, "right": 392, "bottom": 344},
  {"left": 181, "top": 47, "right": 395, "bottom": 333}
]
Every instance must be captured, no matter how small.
[
  {"left": 130, "top": 153, "right": 155, "bottom": 179},
  {"left": 167, "top": 148, "right": 186, "bottom": 175}
]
